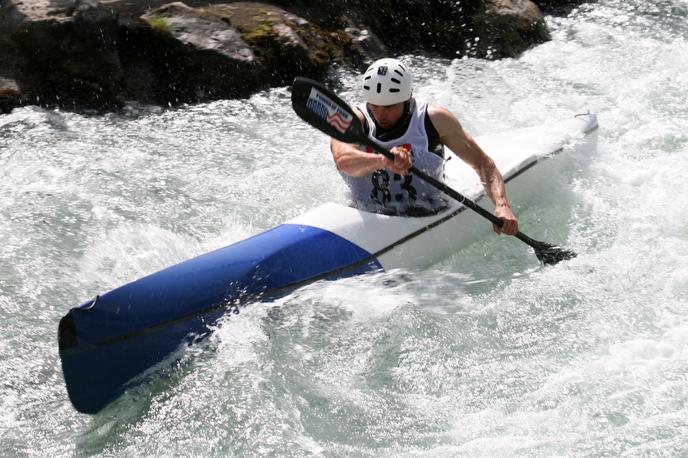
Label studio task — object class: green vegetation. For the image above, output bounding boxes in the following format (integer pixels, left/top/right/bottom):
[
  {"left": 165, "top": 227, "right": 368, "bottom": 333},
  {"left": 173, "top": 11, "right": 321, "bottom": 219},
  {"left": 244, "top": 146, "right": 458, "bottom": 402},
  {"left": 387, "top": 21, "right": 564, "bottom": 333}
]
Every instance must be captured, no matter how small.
[
  {"left": 243, "top": 20, "right": 272, "bottom": 40},
  {"left": 146, "top": 13, "right": 172, "bottom": 32}
]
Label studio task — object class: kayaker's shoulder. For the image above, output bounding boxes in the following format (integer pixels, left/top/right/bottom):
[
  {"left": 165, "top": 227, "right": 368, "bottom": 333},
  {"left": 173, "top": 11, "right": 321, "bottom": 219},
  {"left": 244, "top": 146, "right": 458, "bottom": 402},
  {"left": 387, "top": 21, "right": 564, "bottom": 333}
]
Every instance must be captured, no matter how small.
[
  {"left": 426, "top": 103, "right": 462, "bottom": 133},
  {"left": 426, "top": 103, "right": 457, "bottom": 119}
]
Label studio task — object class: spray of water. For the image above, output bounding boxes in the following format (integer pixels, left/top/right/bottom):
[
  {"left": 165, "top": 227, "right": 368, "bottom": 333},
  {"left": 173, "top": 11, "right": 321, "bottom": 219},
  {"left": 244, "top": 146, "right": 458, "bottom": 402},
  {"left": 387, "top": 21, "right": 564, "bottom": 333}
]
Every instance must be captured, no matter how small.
[{"left": 1, "top": 0, "right": 687, "bottom": 455}]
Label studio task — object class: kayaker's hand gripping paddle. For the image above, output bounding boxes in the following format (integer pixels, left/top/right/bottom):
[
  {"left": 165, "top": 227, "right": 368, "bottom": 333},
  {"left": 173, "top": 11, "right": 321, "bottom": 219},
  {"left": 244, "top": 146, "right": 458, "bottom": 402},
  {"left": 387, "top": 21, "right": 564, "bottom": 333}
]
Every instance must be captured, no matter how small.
[{"left": 290, "top": 77, "right": 576, "bottom": 265}]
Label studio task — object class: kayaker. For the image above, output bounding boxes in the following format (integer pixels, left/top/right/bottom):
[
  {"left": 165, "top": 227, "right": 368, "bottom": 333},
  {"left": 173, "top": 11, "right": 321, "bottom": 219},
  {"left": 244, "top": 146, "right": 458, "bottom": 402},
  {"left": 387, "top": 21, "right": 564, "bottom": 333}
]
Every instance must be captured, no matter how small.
[{"left": 330, "top": 58, "right": 518, "bottom": 235}]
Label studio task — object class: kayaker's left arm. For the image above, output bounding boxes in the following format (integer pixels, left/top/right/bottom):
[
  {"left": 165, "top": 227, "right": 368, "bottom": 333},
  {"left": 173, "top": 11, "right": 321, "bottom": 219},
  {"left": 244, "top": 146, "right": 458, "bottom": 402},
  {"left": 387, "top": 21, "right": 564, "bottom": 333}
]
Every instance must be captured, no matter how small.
[{"left": 428, "top": 105, "right": 519, "bottom": 236}]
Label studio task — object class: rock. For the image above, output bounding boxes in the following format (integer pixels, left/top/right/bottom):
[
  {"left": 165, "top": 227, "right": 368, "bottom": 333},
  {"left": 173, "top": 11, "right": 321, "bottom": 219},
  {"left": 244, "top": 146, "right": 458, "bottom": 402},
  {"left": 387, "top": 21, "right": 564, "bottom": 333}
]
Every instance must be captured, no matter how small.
[
  {"left": 329, "top": 0, "right": 479, "bottom": 58},
  {"left": 0, "top": 77, "right": 22, "bottom": 113},
  {"left": 531, "top": 0, "right": 590, "bottom": 15},
  {"left": 123, "top": 1, "right": 372, "bottom": 103},
  {"left": 0, "top": 0, "right": 23, "bottom": 86},
  {"left": 10, "top": 0, "right": 124, "bottom": 108},
  {"left": 473, "top": 0, "right": 551, "bottom": 59},
  {"left": 278, "top": 0, "right": 548, "bottom": 59},
  {"left": 2, "top": 0, "right": 384, "bottom": 108},
  {"left": 0, "top": 0, "right": 588, "bottom": 111},
  {"left": 133, "top": 2, "right": 261, "bottom": 103}
]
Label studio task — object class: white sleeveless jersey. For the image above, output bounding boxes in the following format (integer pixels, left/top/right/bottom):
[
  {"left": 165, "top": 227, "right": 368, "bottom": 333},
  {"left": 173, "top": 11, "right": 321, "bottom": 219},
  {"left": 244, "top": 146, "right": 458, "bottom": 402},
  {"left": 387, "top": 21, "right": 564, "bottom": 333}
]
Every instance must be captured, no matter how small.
[{"left": 341, "top": 99, "right": 446, "bottom": 215}]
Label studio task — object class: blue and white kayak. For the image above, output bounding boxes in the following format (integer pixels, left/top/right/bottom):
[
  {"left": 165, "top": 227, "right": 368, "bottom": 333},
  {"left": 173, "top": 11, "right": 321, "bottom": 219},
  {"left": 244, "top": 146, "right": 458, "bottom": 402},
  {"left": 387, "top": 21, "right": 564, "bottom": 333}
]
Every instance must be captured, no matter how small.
[{"left": 58, "top": 113, "right": 598, "bottom": 414}]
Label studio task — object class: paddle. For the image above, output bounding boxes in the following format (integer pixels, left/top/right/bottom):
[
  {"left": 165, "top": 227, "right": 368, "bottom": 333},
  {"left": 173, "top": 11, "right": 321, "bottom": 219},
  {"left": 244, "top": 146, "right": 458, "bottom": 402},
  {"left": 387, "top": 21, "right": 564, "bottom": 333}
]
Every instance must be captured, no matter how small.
[{"left": 290, "top": 77, "right": 576, "bottom": 265}]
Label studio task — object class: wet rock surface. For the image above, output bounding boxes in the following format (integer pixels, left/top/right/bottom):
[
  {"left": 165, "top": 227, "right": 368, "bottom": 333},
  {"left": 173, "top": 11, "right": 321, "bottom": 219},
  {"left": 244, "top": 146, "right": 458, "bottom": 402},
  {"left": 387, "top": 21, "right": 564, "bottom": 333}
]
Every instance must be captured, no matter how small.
[{"left": 0, "top": 0, "right": 588, "bottom": 111}]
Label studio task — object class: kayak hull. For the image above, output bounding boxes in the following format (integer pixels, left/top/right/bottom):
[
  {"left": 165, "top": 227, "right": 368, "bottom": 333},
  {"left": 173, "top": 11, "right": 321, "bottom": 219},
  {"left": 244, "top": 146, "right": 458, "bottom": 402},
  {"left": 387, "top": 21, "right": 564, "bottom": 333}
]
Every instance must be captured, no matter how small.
[
  {"left": 59, "top": 113, "right": 598, "bottom": 413},
  {"left": 59, "top": 310, "right": 219, "bottom": 414},
  {"left": 59, "top": 224, "right": 381, "bottom": 413}
]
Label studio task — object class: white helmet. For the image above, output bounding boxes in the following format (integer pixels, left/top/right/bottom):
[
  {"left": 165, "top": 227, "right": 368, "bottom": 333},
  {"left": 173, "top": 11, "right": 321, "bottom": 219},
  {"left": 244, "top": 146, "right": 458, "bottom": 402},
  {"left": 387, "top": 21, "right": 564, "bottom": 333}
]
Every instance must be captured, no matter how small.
[{"left": 361, "top": 58, "right": 413, "bottom": 106}]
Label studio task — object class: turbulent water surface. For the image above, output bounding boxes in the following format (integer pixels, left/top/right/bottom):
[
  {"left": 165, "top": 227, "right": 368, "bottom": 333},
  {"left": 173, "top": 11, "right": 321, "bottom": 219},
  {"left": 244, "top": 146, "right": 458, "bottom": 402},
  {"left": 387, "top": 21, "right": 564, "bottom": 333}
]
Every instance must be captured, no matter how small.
[{"left": 2, "top": 0, "right": 687, "bottom": 455}]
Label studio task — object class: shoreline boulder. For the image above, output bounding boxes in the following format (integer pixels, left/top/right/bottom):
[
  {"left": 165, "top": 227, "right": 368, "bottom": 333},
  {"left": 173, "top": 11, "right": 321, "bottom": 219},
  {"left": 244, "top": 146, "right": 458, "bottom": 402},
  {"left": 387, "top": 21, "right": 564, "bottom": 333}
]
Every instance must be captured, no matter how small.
[{"left": 0, "top": 0, "right": 587, "bottom": 112}]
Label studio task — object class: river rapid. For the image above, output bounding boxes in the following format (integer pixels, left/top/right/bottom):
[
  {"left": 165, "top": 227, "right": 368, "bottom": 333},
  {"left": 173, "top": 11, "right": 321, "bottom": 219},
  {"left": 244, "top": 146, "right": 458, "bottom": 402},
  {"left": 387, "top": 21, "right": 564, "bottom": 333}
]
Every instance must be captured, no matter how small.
[{"left": 1, "top": 0, "right": 687, "bottom": 455}]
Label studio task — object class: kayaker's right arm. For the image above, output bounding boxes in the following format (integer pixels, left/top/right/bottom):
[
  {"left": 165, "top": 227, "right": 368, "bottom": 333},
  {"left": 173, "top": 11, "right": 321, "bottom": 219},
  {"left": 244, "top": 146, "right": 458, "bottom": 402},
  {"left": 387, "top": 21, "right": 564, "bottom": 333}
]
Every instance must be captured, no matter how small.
[
  {"left": 331, "top": 138, "right": 386, "bottom": 176},
  {"left": 331, "top": 109, "right": 411, "bottom": 177}
]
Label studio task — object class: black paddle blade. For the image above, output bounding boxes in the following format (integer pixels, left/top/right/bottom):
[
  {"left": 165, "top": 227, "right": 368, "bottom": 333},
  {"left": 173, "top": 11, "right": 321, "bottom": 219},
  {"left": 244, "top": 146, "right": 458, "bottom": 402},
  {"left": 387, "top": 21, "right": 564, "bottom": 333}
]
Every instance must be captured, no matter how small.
[
  {"left": 291, "top": 77, "right": 365, "bottom": 143},
  {"left": 533, "top": 241, "right": 577, "bottom": 265}
]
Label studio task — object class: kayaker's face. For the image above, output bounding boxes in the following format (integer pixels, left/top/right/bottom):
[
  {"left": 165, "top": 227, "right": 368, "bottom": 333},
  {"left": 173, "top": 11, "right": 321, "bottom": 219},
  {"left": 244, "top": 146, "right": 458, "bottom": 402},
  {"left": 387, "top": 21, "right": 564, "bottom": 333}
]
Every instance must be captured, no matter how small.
[{"left": 367, "top": 102, "right": 406, "bottom": 129}]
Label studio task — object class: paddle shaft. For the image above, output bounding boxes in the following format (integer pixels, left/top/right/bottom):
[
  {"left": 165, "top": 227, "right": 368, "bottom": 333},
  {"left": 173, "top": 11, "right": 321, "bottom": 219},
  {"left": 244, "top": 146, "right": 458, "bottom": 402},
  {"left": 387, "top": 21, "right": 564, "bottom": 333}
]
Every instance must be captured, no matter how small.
[{"left": 359, "top": 137, "right": 542, "bottom": 248}]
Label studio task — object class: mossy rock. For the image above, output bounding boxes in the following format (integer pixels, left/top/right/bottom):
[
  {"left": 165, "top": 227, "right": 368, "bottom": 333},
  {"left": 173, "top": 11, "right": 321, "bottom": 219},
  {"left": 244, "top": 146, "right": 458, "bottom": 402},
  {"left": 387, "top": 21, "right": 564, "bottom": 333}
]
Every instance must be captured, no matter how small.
[{"left": 145, "top": 13, "right": 172, "bottom": 32}]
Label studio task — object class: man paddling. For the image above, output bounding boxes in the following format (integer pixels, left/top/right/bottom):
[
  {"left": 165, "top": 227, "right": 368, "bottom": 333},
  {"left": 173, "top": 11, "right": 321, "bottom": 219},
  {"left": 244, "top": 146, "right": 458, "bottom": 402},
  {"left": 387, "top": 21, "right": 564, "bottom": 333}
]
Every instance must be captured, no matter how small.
[{"left": 330, "top": 58, "right": 518, "bottom": 235}]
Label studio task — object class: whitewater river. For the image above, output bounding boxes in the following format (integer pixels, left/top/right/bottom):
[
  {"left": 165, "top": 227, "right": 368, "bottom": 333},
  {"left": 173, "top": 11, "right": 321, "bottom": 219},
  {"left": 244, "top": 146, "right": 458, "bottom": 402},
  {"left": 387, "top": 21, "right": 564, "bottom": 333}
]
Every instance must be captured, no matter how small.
[{"left": 1, "top": 0, "right": 687, "bottom": 455}]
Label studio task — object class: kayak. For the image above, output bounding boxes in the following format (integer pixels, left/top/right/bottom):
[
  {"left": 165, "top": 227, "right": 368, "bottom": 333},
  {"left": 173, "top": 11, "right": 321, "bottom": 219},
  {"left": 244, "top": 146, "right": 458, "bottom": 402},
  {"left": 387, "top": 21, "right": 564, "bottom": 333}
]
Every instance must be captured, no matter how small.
[{"left": 58, "top": 112, "right": 598, "bottom": 414}]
